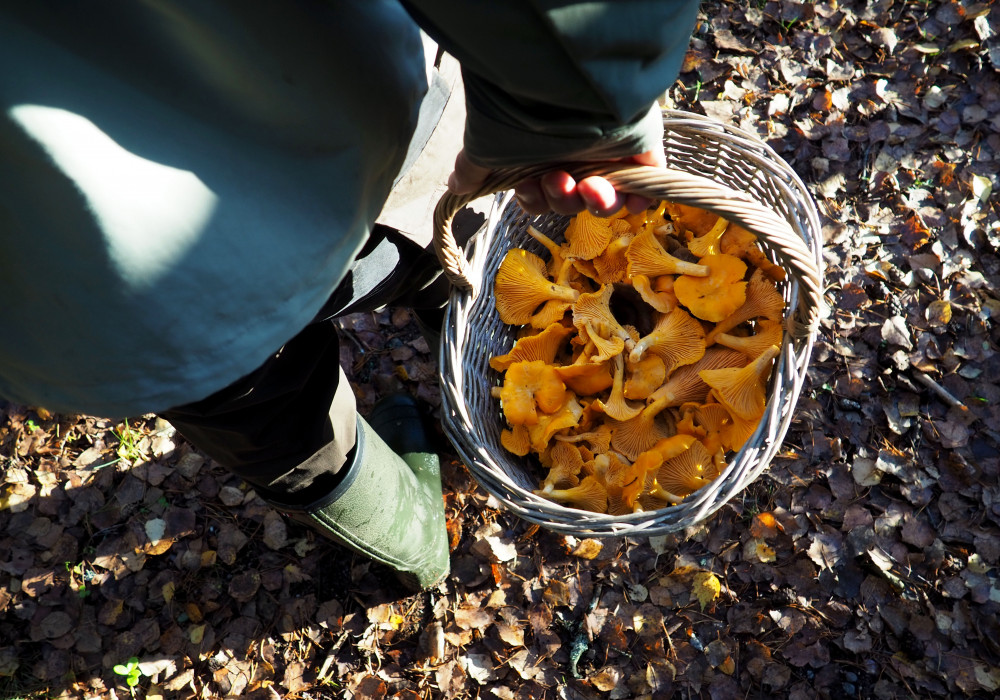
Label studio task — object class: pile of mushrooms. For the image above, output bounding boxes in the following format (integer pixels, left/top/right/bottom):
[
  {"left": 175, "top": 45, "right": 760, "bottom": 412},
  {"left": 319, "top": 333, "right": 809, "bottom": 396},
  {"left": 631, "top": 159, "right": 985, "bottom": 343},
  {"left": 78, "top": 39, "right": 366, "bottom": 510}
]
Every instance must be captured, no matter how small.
[{"left": 490, "top": 202, "right": 786, "bottom": 514}]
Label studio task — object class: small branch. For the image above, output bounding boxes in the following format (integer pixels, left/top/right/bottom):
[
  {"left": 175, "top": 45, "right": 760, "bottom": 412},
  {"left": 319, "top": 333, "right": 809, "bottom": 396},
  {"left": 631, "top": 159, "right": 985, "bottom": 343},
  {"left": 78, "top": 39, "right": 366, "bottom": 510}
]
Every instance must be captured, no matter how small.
[{"left": 912, "top": 371, "right": 969, "bottom": 413}]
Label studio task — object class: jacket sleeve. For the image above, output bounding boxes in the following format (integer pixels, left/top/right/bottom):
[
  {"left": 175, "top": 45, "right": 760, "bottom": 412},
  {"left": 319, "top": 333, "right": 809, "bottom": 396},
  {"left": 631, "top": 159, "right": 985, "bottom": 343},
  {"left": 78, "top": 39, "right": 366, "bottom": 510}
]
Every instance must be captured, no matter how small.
[{"left": 401, "top": 0, "right": 700, "bottom": 168}]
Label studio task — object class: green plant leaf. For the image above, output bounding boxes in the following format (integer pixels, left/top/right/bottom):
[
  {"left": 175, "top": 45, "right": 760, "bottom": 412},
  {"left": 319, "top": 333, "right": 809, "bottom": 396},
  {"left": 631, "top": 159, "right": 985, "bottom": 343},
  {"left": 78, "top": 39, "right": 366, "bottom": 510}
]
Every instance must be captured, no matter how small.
[{"left": 113, "top": 664, "right": 129, "bottom": 675}]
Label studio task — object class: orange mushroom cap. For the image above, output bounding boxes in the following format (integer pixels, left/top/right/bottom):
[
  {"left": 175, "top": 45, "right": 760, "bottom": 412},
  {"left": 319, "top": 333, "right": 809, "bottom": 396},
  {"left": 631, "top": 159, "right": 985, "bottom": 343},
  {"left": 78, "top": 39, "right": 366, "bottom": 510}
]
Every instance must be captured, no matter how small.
[
  {"left": 592, "top": 232, "right": 634, "bottom": 284},
  {"left": 716, "top": 400, "right": 762, "bottom": 452},
  {"left": 620, "top": 453, "right": 661, "bottom": 510},
  {"left": 540, "top": 441, "right": 585, "bottom": 491},
  {"left": 564, "top": 211, "right": 621, "bottom": 260},
  {"left": 529, "top": 300, "right": 574, "bottom": 330},
  {"left": 639, "top": 201, "right": 671, "bottom": 237},
  {"left": 600, "top": 453, "right": 645, "bottom": 515},
  {"left": 675, "top": 404, "right": 708, "bottom": 439},
  {"left": 609, "top": 396, "right": 675, "bottom": 460},
  {"left": 686, "top": 403, "right": 732, "bottom": 457},
  {"left": 652, "top": 434, "right": 698, "bottom": 462},
  {"left": 665, "top": 202, "right": 721, "bottom": 237},
  {"left": 553, "top": 360, "right": 614, "bottom": 396},
  {"left": 498, "top": 360, "right": 567, "bottom": 426},
  {"left": 673, "top": 254, "right": 748, "bottom": 323},
  {"left": 494, "top": 248, "right": 579, "bottom": 325},
  {"left": 578, "top": 321, "right": 625, "bottom": 363}
]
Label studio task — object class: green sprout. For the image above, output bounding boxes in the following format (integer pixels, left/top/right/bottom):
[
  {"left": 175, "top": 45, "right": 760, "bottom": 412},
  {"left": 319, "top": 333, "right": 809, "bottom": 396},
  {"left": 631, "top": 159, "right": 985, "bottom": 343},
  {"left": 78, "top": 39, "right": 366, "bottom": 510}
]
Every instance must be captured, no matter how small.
[
  {"left": 64, "top": 561, "right": 91, "bottom": 599},
  {"left": 692, "top": 79, "right": 702, "bottom": 103},
  {"left": 25, "top": 419, "right": 38, "bottom": 433},
  {"left": 113, "top": 657, "right": 144, "bottom": 688},
  {"left": 112, "top": 421, "right": 145, "bottom": 462}
]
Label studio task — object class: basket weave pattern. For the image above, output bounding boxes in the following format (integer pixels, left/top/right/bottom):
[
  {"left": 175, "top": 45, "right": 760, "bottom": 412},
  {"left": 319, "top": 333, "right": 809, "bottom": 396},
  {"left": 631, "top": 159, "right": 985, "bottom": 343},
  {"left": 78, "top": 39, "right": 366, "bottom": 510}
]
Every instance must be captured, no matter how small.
[{"left": 434, "top": 111, "right": 824, "bottom": 537}]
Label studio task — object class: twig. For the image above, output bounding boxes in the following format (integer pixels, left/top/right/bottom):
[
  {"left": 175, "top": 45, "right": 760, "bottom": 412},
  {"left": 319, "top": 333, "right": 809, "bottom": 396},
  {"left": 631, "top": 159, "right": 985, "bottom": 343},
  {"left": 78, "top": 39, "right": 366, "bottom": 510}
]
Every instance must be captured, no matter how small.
[{"left": 911, "top": 370, "right": 969, "bottom": 412}]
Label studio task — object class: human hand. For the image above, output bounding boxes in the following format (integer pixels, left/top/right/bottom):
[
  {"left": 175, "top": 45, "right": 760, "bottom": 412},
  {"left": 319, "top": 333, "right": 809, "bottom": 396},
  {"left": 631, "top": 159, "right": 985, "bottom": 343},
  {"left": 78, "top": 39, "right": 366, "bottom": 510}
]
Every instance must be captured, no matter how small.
[{"left": 447, "top": 148, "right": 665, "bottom": 217}]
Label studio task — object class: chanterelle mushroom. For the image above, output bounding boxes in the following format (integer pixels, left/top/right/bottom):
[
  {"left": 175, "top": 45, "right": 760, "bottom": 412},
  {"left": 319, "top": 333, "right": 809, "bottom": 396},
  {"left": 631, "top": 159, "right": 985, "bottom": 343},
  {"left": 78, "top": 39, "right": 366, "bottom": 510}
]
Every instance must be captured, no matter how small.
[
  {"left": 629, "top": 307, "right": 706, "bottom": 374},
  {"left": 572, "top": 285, "right": 635, "bottom": 362},
  {"left": 673, "top": 254, "right": 748, "bottom": 323},
  {"left": 609, "top": 398, "right": 676, "bottom": 460},
  {"left": 623, "top": 354, "right": 667, "bottom": 400},
  {"left": 490, "top": 322, "right": 575, "bottom": 371},
  {"left": 687, "top": 216, "right": 729, "bottom": 258},
  {"left": 527, "top": 394, "right": 584, "bottom": 452},
  {"left": 592, "top": 232, "right": 634, "bottom": 284},
  {"left": 494, "top": 248, "right": 579, "bottom": 325},
  {"left": 706, "top": 269, "right": 785, "bottom": 344},
  {"left": 564, "top": 211, "right": 629, "bottom": 260},
  {"left": 630, "top": 274, "right": 676, "bottom": 314},
  {"left": 553, "top": 360, "right": 614, "bottom": 396},
  {"left": 500, "top": 424, "right": 531, "bottom": 456},
  {"left": 713, "top": 318, "right": 784, "bottom": 359},
  {"left": 539, "top": 441, "right": 584, "bottom": 492},
  {"left": 537, "top": 475, "right": 608, "bottom": 513},
  {"left": 627, "top": 227, "right": 710, "bottom": 279},
  {"left": 498, "top": 360, "right": 567, "bottom": 425},
  {"left": 699, "top": 345, "right": 780, "bottom": 420},
  {"left": 646, "top": 347, "right": 748, "bottom": 407},
  {"left": 653, "top": 440, "right": 717, "bottom": 500},
  {"left": 592, "top": 354, "right": 643, "bottom": 421},
  {"left": 721, "top": 223, "right": 786, "bottom": 282},
  {"left": 666, "top": 202, "right": 722, "bottom": 237}
]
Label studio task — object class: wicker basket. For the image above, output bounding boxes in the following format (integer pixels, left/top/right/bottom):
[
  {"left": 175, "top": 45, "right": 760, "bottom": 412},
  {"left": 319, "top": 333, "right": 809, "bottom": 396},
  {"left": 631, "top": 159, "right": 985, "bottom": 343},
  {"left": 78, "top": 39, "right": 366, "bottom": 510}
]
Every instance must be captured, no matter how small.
[{"left": 432, "top": 110, "right": 824, "bottom": 538}]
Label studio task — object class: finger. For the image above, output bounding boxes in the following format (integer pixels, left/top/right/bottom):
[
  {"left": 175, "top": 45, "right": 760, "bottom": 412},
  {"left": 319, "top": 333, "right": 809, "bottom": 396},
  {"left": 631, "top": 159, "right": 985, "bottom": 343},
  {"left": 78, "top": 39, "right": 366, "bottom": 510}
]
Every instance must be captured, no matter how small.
[
  {"left": 628, "top": 148, "right": 666, "bottom": 169},
  {"left": 447, "top": 149, "right": 491, "bottom": 195},
  {"left": 577, "top": 176, "right": 625, "bottom": 217},
  {"left": 539, "top": 171, "right": 585, "bottom": 216},
  {"left": 514, "top": 178, "right": 548, "bottom": 215},
  {"left": 619, "top": 149, "right": 664, "bottom": 213},
  {"left": 625, "top": 193, "right": 654, "bottom": 214}
]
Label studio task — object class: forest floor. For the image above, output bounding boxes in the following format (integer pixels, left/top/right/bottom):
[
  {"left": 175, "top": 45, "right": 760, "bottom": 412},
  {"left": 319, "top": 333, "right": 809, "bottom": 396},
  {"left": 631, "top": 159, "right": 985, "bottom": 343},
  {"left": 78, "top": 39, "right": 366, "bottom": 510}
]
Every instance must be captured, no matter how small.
[{"left": 2, "top": 1, "right": 999, "bottom": 698}]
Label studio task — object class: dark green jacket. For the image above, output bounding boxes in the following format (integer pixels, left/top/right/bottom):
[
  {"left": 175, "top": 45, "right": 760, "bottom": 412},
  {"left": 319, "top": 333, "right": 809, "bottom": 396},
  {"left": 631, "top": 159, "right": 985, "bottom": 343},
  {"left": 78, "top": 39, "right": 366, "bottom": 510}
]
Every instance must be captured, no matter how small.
[{"left": 0, "top": 0, "right": 698, "bottom": 416}]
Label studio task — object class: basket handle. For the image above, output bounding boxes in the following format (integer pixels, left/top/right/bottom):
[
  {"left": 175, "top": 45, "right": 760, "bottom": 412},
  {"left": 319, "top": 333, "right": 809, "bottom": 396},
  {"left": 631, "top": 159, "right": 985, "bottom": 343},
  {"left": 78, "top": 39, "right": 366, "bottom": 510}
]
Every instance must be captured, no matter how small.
[{"left": 432, "top": 162, "right": 823, "bottom": 337}]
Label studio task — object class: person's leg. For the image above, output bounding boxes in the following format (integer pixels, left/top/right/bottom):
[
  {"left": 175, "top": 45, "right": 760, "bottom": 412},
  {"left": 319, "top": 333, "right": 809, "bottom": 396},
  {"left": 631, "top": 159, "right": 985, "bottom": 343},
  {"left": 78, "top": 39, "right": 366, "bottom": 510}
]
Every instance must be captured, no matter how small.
[
  {"left": 159, "top": 223, "right": 457, "bottom": 589},
  {"left": 159, "top": 321, "right": 356, "bottom": 504}
]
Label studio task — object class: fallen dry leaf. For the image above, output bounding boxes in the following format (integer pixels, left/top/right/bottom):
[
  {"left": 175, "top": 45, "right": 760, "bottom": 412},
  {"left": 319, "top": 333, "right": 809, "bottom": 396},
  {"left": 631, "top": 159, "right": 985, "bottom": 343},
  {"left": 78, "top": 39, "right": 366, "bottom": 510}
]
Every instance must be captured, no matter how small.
[{"left": 692, "top": 571, "right": 721, "bottom": 611}]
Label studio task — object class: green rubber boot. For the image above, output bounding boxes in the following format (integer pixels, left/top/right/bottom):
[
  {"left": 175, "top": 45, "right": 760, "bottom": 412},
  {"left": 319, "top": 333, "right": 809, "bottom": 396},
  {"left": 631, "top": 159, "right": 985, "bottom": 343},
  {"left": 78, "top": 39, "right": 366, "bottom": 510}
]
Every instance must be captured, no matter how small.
[{"left": 277, "top": 396, "right": 450, "bottom": 591}]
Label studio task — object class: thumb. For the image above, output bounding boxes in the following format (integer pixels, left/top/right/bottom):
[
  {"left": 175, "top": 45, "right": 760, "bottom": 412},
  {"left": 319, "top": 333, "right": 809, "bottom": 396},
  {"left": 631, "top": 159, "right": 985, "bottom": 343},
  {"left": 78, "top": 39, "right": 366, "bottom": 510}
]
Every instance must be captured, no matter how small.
[{"left": 447, "top": 149, "right": 491, "bottom": 195}]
